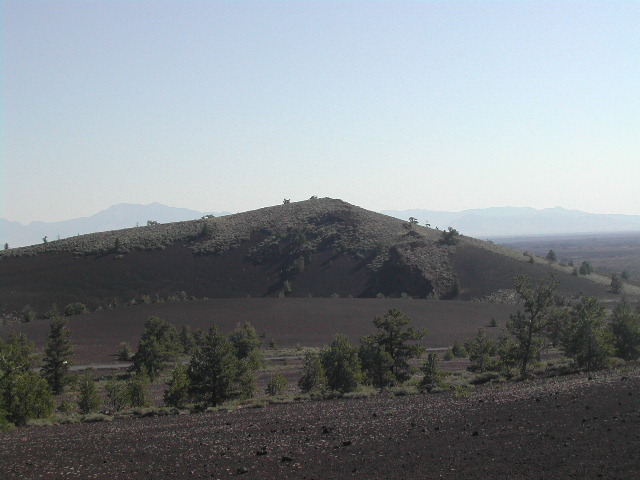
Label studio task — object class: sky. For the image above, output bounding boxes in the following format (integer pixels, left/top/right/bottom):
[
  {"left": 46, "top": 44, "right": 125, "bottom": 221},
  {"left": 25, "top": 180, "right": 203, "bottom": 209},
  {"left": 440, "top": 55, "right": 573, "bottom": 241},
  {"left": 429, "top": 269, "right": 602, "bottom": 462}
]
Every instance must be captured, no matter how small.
[{"left": 2, "top": 1, "right": 639, "bottom": 224}]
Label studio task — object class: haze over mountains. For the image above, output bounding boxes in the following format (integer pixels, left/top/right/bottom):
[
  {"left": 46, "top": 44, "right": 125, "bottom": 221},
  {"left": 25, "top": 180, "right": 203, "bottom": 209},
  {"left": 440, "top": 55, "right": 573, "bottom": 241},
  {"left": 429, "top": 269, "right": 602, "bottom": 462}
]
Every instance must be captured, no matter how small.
[
  {"left": 382, "top": 207, "right": 640, "bottom": 238},
  {"left": 2, "top": 202, "right": 640, "bottom": 248},
  {"left": 1, "top": 203, "right": 230, "bottom": 248}
]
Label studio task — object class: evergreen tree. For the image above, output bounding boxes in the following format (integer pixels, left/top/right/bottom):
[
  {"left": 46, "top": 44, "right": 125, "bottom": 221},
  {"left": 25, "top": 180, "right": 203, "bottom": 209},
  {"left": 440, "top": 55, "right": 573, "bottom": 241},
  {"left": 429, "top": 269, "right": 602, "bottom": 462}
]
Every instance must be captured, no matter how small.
[
  {"left": 1, "top": 333, "right": 54, "bottom": 425},
  {"left": 321, "top": 335, "right": 363, "bottom": 393},
  {"left": 579, "top": 261, "right": 593, "bottom": 275},
  {"left": 506, "top": 274, "right": 558, "bottom": 376},
  {"left": 229, "top": 322, "right": 263, "bottom": 370},
  {"left": 546, "top": 250, "right": 557, "bottom": 263},
  {"left": 360, "top": 309, "right": 426, "bottom": 383},
  {"left": 42, "top": 316, "right": 73, "bottom": 394},
  {"left": 127, "top": 369, "right": 151, "bottom": 407},
  {"left": 179, "top": 325, "right": 196, "bottom": 354},
  {"left": 420, "top": 353, "right": 447, "bottom": 391},
  {"left": 609, "top": 299, "right": 640, "bottom": 361},
  {"left": 562, "top": 297, "right": 613, "bottom": 373},
  {"left": 465, "top": 328, "right": 496, "bottom": 373},
  {"left": 187, "top": 325, "right": 240, "bottom": 406},
  {"left": 359, "top": 342, "right": 394, "bottom": 389},
  {"left": 164, "top": 364, "right": 191, "bottom": 408},
  {"left": 298, "top": 351, "right": 327, "bottom": 393},
  {"left": 610, "top": 274, "right": 624, "bottom": 294},
  {"left": 132, "top": 316, "right": 181, "bottom": 380}
]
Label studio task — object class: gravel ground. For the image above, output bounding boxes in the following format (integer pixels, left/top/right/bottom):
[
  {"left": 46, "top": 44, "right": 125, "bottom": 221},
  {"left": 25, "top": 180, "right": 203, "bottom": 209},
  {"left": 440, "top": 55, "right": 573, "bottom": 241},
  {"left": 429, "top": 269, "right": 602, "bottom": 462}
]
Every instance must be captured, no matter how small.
[{"left": 2, "top": 365, "right": 638, "bottom": 479}]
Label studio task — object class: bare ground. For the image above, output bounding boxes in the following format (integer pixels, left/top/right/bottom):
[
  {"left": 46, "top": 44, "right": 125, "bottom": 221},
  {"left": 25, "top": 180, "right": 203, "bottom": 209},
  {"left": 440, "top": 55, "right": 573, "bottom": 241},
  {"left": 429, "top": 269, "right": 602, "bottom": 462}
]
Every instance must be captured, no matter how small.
[
  {"left": 1, "top": 364, "right": 638, "bottom": 479},
  {"left": 0, "top": 298, "right": 516, "bottom": 365}
]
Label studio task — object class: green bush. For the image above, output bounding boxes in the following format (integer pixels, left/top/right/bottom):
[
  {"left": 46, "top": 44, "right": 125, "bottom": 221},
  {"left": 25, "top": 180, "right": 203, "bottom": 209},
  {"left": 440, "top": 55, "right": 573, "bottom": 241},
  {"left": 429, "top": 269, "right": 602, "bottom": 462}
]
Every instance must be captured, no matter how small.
[
  {"left": 127, "top": 370, "right": 151, "bottom": 408},
  {"left": 3, "top": 372, "right": 54, "bottom": 425},
  {"left": 265, "top": 373, "right": 288, "bottom": 396},
  {"left": 321, "top": 335, "right": 363, "bottom": 393},
  {"left": 131, "top": 316, "right": 182, "bottom": 380},
  {"left": 104, "top": 378, "right": 128, "bottom": 412},
  {"left": 164, "top": 365, "right": 191, "bottom": 408},
  {"left": 420, "top": 353, "right": 447, "bottom": 392},
  {"left": 561, "top": 297, "right": 613, "bottom": 373},
  {"left": 187, "top": 325, "right": 241, "bottom": 406},
  {"left": 609, "top": 300, "right": 640, "bottom": 361},
  {"left": 298, "top": 352, "right": 327, "bottom": 393},
  {"left": 116, "top": 342, "right": 133, "bottom": 361},
  {"left": 63, "top": 303, "right": 89, "bottom": 316},
  {"left": 77, "top": 372, "right": 101, "bottom": 414}
]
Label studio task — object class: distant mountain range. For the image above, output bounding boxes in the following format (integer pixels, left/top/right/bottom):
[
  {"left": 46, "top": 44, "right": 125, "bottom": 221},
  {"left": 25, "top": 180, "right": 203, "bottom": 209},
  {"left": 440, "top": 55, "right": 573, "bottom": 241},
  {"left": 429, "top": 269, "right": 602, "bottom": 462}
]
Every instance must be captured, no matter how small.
[
  {"left": 2, "top": 203, "right": 640, "bottom": 249},
  {"left": 382, "top": 207, "right": 640, "bottom": 239},
  {"left": 0, "top": 203, "right": 230, "bottom": 248}
]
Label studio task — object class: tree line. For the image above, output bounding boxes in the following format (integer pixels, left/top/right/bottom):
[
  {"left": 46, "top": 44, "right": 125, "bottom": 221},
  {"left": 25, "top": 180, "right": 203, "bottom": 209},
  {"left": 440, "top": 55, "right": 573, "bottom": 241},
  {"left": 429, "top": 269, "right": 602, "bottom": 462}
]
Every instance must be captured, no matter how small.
[{"left": 2, "top": 276, "right": 640, "bottom": 429}]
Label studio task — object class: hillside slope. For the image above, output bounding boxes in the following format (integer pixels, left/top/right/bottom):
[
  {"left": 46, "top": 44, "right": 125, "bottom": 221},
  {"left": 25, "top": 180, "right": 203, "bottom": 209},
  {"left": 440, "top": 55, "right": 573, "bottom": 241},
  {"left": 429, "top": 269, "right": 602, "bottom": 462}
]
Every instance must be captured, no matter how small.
[{"left": 0, "top": 198, "right": 623, "bottom": 316}]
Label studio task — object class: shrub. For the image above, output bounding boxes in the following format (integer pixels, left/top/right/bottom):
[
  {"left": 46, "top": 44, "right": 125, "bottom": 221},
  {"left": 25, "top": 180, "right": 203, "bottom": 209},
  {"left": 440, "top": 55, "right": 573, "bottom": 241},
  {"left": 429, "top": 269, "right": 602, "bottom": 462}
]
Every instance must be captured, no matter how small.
[
  {"left": 610, "top": 274, "right": 624, "bottom": 294},
  {"left": 609, "top": 299, "right": 640, "bottom": 361},
  {"left": 21, "top": 305, "right": 36, "bottom": 323},
  {"left": 116, "top": 342, "right": 133, "bottom": 361},
  {"left": 440, "top": 227, "right": 460, "bottom": 246},
  {"left": 359, "top": 342, "right": 395, "bottom": 389},
  {"left": 2, "top": 371, "right": 54, "bottom": 425},
  {"left": 63, "top": 302, "right": 89, "bottom": 316},
  {"left": 104, "top": 378, "right": 128, "bottom": 412},
  {"left": 450, "top": 340, "right": 467, "bottom": 358},
  {"left": 321, "top": 335, "right": 363, "bottom": 393},
  {"left": 77, "top": 372, "right": 101, "bottom": 414},
  {"left": 265, "top": 373, "right": 288, "bottom": 396},
  {"left": 298, "top": 352, "right": 327, "bottom": 393},
  {"left": 127, "top": 370, "right": 151, "bottom": 407},
  {"left": 579, "top": 261, "right": 593, "bottom": 275},
  {"left": 420, "top": 353, "right": 447, "bottom": 392},
  {"left": 561, "top": 297, "right": 613, "bottom": 373},
  {"left": 229, "top": 323, "right": 263, "bottom": 370},
  {"left": 164, "top": 365, "right": 191, "bottom": 408},
  {"left": 465, "top": 329, "right": 496, "bottom": 373}
]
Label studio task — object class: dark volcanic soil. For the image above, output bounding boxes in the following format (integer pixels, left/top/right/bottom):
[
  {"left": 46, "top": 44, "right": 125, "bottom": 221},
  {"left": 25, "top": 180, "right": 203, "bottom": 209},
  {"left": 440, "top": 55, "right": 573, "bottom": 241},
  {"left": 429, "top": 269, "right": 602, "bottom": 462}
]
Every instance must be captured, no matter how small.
[
  {"left": 0, "top": 298, "right": 516, "bottom": 364},
  {"left": 1, "top": 366, "right": 638, "bottom": 479}
]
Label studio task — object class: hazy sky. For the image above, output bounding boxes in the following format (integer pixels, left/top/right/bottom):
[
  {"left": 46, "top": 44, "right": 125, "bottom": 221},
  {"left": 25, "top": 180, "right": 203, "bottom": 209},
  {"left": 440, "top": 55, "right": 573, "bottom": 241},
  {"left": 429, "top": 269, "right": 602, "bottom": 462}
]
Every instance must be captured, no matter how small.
[{"left": 2, "top": 1, "right": 639, "bottom": 223}]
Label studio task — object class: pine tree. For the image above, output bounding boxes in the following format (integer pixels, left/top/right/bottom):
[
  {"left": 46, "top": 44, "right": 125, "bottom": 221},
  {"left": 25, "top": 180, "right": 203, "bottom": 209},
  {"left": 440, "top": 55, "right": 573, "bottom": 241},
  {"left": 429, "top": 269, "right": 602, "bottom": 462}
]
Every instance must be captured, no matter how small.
[
  {"left": 229, "top": 322, "right": 263, "bottom": 370},
  {"left": 609, "top": 299, "right": 640, "bottom": 361},
  {"left": 131, "top": 316, "right": 181, "bottom": 380},
  {"left": 507, "top": 274, "right": 558, "bottom": 376},
  {"left": 321, "top": 335, "right": 363, "bottom": 393},
  {"left": 298, "top": 351, "right": 327, "bottom": 393},
  {"left": 465, "top": 328, "right": 496, "bottom": 373},
  {"left": 1, "top": 333, "right": 54, "bottom": 425},
  {"left": 164, "top": 364, "right": 191, "bottom": 408},
  {"left": 561, "top": 297, "right": 613, "bottom": 373},
  {"left": 360, "top": 309, "right": 426, "bottom": 382},
  {"left": 187, "top": 326, "right": 240, "bottom": 406},
  {"left": 359, "top": 342, "right": 394, "bottom": 389},
  {"left": 42, "top": 316, "right": 73, "bottom": 394}
]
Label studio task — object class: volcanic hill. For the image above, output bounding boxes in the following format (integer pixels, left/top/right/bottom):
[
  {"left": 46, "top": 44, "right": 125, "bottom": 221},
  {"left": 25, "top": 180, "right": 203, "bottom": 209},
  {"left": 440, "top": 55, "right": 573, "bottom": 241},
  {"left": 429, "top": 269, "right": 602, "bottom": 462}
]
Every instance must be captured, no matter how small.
[{"left": 0, "top": 198, "right": 619, "bottom": 315}]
